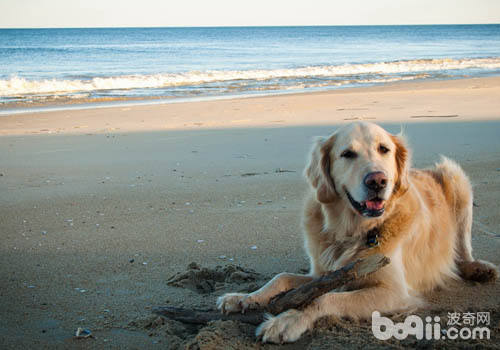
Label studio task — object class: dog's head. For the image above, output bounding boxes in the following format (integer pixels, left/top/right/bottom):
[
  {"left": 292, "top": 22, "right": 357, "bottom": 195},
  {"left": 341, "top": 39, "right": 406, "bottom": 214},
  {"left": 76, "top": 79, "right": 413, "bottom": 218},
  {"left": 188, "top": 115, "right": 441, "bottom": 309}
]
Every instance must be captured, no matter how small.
[{"left": 305, "top": 122, "right": 409, "bottom": 218}]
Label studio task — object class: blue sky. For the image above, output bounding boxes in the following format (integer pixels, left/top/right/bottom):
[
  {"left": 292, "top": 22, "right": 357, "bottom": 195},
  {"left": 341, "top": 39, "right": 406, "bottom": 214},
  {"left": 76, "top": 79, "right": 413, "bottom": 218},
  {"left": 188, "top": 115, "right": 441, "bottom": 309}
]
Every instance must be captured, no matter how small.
[{"left": 1, "top": 0, "right": 499, "bottom": 28}]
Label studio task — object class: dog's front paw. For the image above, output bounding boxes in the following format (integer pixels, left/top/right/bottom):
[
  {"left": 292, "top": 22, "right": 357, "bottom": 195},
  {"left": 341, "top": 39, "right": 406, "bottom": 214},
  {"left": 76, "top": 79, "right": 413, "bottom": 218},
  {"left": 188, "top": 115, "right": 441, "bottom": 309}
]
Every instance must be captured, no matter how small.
[
  {"left": 256, "top": 309, "right": 311, "bottom": 344},
  {"left": 216, "top": 293, "right": 258, "bottom": 314}
]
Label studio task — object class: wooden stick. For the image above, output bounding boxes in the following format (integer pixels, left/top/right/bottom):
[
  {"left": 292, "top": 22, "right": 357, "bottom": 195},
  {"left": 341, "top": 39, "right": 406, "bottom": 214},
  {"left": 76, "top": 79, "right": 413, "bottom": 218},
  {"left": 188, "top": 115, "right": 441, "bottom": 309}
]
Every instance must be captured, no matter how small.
[
  {"left": 267, "top": 253, "right": 389, "bottom": 314},
  {"left": 153, "top": 253, "right": 389, "bottom": 325},
  {"left": 152, "top": 306, "right": 265, "bottom": 325}
]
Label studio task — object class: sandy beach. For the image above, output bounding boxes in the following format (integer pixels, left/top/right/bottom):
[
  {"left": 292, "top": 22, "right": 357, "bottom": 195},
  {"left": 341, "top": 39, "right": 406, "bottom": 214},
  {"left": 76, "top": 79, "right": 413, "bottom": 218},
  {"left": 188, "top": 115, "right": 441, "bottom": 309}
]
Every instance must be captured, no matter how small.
[{"left": 1, "top": 77, "right": 499, "bottom": 349}]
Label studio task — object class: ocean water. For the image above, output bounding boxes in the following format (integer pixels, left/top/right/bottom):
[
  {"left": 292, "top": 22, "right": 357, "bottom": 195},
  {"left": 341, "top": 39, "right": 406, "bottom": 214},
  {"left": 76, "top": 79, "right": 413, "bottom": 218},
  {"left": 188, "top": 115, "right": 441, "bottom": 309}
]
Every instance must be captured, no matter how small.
[{"left": 1, "top": 25, "right": 500, "bottom": 107}]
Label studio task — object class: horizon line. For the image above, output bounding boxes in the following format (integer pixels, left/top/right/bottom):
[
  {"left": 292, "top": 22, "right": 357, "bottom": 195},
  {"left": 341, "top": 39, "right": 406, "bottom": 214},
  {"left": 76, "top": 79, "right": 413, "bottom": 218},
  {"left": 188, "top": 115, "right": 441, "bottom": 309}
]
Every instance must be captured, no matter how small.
[{"left": 1, "top": 23, "right": 500, "bottom": 30}]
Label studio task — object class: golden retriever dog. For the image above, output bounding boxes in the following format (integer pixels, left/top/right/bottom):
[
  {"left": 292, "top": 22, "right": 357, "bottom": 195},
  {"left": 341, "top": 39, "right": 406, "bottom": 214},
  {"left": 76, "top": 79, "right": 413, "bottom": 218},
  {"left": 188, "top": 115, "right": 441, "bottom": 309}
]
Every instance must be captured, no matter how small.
[{"left": 217, "top": 121, "right": 497, "bottom": 343}]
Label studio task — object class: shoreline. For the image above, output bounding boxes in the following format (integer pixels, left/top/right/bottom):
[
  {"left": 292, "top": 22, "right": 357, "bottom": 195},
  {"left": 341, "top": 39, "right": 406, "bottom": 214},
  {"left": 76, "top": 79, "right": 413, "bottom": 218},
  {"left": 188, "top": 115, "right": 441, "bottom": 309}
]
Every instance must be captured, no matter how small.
[
  {"left": 1, "top": 76, "right": 500, "bottom": 136},
  {"left": 1, "top": 75, "right": 499, "bottom": 117}
]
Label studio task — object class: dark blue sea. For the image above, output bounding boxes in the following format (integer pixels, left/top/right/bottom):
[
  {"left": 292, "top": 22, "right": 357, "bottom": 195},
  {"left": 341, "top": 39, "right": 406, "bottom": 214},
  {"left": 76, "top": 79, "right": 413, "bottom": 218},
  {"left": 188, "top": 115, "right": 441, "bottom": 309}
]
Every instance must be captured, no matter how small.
[{"left": 1, "top": 25, "right": 500, "bottom": 107}]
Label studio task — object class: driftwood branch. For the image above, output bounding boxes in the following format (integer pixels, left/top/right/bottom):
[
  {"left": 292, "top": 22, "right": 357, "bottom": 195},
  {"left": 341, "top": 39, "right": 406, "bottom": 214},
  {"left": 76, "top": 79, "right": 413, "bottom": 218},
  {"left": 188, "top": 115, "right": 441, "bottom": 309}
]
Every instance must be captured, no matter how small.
[
  {"left": 153, "top": 306, "right": 266, "bottom": 325},
  {"left": 153, "top": 253, "right": 389, "bottom": 325}
]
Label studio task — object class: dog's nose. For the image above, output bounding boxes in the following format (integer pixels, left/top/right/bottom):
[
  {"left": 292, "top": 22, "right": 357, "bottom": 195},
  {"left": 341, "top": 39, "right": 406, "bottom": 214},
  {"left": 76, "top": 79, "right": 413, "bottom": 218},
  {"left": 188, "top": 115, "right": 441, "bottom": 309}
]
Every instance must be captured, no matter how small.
[{"left": 364, "top": 171, "right": 387, "bottom": 192}]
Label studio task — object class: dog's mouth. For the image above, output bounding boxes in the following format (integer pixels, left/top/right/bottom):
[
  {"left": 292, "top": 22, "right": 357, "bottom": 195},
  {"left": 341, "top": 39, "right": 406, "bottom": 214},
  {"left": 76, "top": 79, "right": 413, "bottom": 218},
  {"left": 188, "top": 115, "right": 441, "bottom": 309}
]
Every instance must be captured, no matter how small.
[{"left": 345, "top": 190, "right": 385, "bottom": 217}]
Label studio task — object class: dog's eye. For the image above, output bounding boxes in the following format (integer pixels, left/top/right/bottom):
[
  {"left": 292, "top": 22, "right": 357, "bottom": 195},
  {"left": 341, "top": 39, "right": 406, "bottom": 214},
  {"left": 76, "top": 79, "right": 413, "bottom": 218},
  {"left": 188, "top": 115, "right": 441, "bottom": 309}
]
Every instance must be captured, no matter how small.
[
  {"left": 378, "top": 145, "right": 390, "bottom": 154},
  {"left": 341, "top": 150, "right": 357, "bottom": 159}
]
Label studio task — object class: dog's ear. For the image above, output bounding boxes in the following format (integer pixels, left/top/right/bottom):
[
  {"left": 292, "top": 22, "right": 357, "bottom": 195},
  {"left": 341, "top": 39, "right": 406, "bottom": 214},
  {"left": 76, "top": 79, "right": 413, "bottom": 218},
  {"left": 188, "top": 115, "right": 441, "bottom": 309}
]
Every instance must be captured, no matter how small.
[
  {"left": 390, "top": 134, "right": 410, "bottom": 195},
  {"left": 305, "top": 135, "right": 337, "bottom": 203}
]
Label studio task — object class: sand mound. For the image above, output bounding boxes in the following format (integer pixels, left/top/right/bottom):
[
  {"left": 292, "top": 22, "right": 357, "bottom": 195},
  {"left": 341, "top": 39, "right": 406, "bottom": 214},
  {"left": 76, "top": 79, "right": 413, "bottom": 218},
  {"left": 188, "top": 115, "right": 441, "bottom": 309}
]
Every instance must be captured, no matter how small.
[
  {"left": 167, "top": 262, "right": 262, "bottom": 294},
  {"left": 184, "top": 320, "right": 258, "bottom": 350}
]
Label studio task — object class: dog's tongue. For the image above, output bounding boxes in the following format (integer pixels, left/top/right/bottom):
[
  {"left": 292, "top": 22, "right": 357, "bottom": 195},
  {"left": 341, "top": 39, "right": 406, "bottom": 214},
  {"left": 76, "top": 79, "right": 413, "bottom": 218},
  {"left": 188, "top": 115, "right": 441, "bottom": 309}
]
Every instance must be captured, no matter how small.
[{"left": 365, "top": 200, "right": 384, "bottom": 210}]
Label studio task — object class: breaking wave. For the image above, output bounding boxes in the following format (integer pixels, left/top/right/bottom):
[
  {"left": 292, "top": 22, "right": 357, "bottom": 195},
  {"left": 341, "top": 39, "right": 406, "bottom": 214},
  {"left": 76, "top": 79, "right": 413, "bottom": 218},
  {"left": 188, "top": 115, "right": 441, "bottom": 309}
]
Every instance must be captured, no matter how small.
[{"left": 1, "top": 57, "right": 500, "bottom": 97}]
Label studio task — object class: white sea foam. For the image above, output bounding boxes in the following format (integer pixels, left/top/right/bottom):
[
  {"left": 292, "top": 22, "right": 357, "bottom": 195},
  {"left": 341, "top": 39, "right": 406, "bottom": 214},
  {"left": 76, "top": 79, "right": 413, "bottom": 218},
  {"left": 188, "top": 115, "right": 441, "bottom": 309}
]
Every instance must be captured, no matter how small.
[{"left": 1, "top": 58, "right": 499, "bottom": 97}]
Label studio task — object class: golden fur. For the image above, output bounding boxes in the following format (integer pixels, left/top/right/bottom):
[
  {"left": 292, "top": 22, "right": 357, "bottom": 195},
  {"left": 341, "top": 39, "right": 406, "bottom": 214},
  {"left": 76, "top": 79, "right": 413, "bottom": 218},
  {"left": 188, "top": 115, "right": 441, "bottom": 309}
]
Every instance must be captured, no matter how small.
[{"left": 217, "top": 122, "right": 497, "bottom": 343}]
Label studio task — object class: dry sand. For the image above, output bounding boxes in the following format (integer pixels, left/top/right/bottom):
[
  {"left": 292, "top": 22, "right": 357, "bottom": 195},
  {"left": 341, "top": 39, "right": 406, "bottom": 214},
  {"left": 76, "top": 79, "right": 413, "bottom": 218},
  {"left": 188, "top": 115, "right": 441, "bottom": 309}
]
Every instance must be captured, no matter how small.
[{"left": 1, "top": 77, "right": 499, "bottom": 349}]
